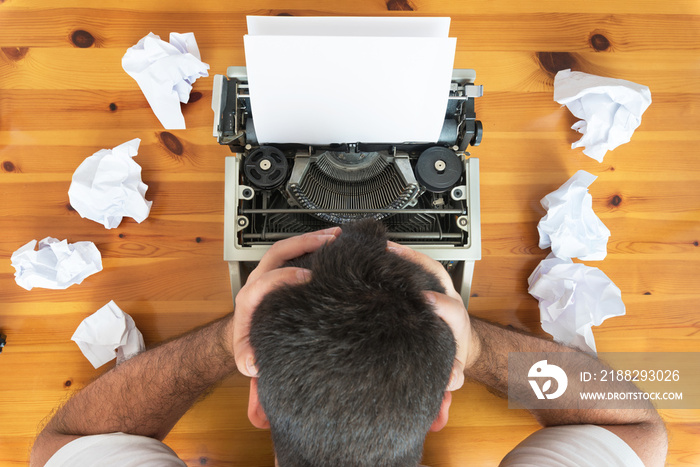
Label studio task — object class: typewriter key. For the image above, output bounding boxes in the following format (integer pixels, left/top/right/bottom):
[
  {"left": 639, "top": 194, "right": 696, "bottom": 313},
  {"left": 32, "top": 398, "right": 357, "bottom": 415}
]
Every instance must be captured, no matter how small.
[
  {"left": 243, "top": 146, "right": 289, "bottom": 190},
  {"left": 415, "top": 146, "right": 461, "bottom": 193}
]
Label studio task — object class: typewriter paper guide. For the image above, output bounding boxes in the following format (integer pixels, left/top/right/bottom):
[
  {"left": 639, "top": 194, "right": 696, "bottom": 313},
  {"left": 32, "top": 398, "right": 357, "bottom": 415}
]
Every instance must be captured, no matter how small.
[{"left": 243, "top": 34, "right": 457, "bottom": 145}]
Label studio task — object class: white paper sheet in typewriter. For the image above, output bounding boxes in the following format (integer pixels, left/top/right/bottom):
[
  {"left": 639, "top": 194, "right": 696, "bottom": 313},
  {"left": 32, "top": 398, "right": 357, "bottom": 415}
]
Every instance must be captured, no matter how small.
[
  {"left": 246, "top": 16, "right": 450, "bottom": 37},
  {"left": 243, "top": 16, "right": 456, "bottom": 145}
]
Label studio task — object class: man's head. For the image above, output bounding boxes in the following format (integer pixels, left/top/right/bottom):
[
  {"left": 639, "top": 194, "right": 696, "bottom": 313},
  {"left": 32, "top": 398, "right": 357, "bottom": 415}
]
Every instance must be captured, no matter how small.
[{"left": 249, "top": 219, "right": 457, "bottom": 467}]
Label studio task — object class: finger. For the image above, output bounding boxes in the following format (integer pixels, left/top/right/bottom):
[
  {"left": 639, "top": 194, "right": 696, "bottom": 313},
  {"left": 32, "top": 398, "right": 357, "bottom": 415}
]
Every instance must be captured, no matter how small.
[
  {"left": 248, "top": 230, "right": 339, "bottom": 283},
  {"left": 425, "top": 290, "right": 466, "bottom": 335},
  {"left": 234, "top": 267, "right": 311, "bottom": 376},
  {"left": 312, "top": 226, "right": 343, "bottom": 236},
  {"left": 387, "top": 241, "right": 459, "bottom": 299},
  {"left": 259, "top": 228, "right": 340, "bottom": 267}
]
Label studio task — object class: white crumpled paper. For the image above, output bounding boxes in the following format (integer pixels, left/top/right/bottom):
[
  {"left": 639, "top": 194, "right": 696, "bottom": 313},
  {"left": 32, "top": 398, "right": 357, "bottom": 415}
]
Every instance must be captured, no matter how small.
[
  {"left": 68, "top": 138, "right": 152, "bottom": 229},
  {"left": 71, "top": 300, "right": 146, "bottom": 369},
  {"left": 528, "top": 253, "right": 625, "bottom": 354},
  {"left": 10, "top": 238, "right": 103, "bottom": 290},
  {"left": 122, "top": 32, "right": 209, "bottom": 129},
  {"left": 537, "top": 170, "right": 610, "bottom": 261},
  {"left": 554, "top": 69, "right": 651, "bottom": 162}
]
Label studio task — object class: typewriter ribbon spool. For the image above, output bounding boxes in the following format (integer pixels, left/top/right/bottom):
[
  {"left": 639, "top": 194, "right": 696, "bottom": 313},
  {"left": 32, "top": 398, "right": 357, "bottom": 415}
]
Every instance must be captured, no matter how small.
[
  {"left": 414, "top": 146, "right": 462, "bottom": 193},
  {"left": 243, "top": 146, "right": 289, "bottom": 190}
]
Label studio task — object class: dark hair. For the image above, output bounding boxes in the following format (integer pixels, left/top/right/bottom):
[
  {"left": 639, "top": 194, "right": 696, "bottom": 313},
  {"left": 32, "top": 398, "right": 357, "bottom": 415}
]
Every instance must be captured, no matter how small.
[{"left": 249, "top": 219, "right": 456, "bottom": 467}]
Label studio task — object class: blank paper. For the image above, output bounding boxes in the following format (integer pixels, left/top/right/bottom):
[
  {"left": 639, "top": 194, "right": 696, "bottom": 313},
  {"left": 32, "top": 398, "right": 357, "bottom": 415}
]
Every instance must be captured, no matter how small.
[
  {"left": 244, "top": 33, "right": 456, "bottom": 144},
  {"left": 246, "top": 16, "right": 451, "bottom": 37}
]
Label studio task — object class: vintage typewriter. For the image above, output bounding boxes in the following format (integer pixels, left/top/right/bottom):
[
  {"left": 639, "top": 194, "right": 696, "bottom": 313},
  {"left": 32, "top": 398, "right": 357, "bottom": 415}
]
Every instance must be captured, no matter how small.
[{"left": 212, "top": 66, "right": 483, "bottom": 304}]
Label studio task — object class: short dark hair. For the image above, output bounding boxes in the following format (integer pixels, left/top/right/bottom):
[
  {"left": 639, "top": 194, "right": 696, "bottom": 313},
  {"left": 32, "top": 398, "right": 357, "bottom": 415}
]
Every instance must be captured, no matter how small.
[{"left": 249, "top": 219, "right": 456, "bottom": 467}]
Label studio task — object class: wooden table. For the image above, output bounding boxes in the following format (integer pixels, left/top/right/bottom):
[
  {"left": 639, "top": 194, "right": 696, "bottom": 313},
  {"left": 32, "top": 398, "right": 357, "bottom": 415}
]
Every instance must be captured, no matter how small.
[{"left": 1, "top": 1, "right": 699, "bottom": 465}]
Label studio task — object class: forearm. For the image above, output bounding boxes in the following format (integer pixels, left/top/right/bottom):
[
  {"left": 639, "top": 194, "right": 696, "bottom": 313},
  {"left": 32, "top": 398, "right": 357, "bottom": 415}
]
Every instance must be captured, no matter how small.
[
  {"left": 466, "top": 317, "right": 661, "bottom": 428},
  {"left": 40, "top": 314, "right": 236, "bottom": 440}
]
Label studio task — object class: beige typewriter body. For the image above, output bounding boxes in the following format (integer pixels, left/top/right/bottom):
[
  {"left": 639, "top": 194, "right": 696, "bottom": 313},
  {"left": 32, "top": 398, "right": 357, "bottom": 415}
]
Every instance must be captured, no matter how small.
[{"left": 213, "top": 66, "right": 483, "bottom": 306}]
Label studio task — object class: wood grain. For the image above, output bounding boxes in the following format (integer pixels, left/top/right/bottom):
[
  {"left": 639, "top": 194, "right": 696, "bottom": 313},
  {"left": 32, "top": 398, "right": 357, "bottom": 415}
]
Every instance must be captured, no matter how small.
[{"left": 1, "top": 0, "right": 699, "bottom": 465}]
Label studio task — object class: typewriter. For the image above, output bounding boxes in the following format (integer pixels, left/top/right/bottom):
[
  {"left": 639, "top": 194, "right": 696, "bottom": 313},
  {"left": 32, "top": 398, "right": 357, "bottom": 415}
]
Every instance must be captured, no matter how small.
[{"left": 212, "top": 66, "right": 483, "bottom": 304}]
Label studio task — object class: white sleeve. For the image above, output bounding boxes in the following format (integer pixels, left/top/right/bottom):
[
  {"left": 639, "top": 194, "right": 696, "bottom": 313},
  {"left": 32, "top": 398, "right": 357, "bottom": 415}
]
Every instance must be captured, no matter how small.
[
  {"left": 45, "top": 432, "right": 187, "bottom": 467},
  {"left": 499, "top": 425, "right": 645, "bottom": 467}
]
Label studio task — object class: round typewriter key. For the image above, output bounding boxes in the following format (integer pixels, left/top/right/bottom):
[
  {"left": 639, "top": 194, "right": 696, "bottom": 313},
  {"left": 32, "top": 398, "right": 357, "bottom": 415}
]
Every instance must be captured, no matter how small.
[
  {"left": 415, "top": 147, "right": 461, "bottom": 193},
  {"left": 243, "top": 146, "right": 289, "bottom": 189}
]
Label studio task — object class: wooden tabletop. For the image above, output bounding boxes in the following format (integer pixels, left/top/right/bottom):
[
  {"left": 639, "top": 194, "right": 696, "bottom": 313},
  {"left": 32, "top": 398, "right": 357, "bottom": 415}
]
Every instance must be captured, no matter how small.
[{"left": 1, "top": 1, "right": 699, "bottom": 465}]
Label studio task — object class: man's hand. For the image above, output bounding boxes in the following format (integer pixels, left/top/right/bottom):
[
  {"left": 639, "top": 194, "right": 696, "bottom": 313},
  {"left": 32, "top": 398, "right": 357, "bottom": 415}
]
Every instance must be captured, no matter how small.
[
  {"left": 233, "top": 227, "right": 342, "bottom": 377},
  {"left": 386, "top": 241, "right": 479, "bottom": 391}
]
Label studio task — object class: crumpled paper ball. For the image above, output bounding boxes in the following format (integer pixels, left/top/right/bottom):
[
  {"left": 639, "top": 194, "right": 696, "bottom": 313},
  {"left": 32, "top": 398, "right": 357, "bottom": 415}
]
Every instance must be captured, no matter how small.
[
  {"left": 68, "top": 138, "right": 152, "bottom": 229},
  {"left": 122, "top": 32, "right": 210, "bottom": 129},
  {"left": 528, "top": 253, "right": 625, "bottom": 354},
  {"left": 11, "top": 237, "right": 103, "bottom": 290},
  {"left": 554, "top": 69, "right": 651, "bottom": 162},
  {"left": 71, "top": 300, "right": 146, "bottom": 368},
  {"left": 537, "top": 170, "right": 611, "bottom": 261}
]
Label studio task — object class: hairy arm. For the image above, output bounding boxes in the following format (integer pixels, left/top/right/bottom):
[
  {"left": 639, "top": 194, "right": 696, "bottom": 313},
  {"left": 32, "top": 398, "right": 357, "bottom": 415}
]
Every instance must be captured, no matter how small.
[
  {"left": 30, "top": 228, "right": 339, "bottom": 467},
  {"left": 30, "top": 315, "right": 237, "bottom": 467},
  {"left": 387, "top": 242, "right": 667, "bottom": 465},
  {"left": 466, "top": 317, "right": 668, "bottom": 466}
]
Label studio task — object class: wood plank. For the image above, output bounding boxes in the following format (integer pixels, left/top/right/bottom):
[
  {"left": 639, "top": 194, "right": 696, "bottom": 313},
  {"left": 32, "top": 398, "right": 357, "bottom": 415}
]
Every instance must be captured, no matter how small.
[
  {"left": 1, "top": 2, "right": 699, "bottom": 466},
  {"left": 2, "top": 90, "right": 699, "bottom": 134},
  {"left": 1, "top": 0, "right": 699, "bottom": 15},
  {"left": 0, "top": 11, "right": 698, "bottom": 51},
  {"left": 3, "top": 47, "right": 700, "bottom": 93}
]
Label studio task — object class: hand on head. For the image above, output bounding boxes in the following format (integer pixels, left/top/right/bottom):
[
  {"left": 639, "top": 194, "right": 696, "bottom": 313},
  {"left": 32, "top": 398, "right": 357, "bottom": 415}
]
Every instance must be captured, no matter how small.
[
  {"left": 232, "top": 227, "right": 478, "bottom": 390},
  {"left": 387, "top": 241, "right": 479, "bottom": 391},
  {"left": 232, "top": 227, "right": 342, "bottom": 377}
]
